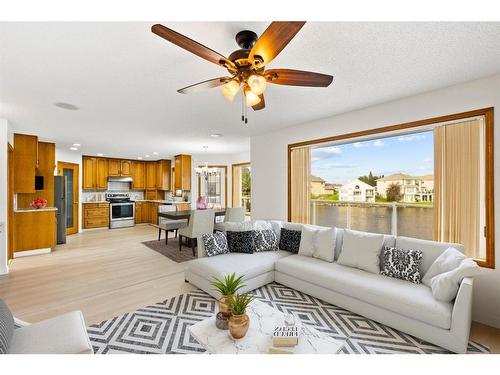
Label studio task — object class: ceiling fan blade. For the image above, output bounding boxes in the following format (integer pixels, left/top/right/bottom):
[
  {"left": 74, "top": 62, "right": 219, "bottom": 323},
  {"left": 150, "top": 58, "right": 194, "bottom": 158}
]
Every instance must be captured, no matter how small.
[
  {"left": 177, "top": 77, "right": 231, "bottom": 94},
  {"left": 252, "top": 95, "right": 265, "bottom": 111},
  {"left": 249, "top": 22, "right": 306, "bottom": 67},
  {"left": 265, "top": 69, "right": 333, "bottom": 87},
  {"left": 152, "top": 24, "right": 236, "bottom": 71}
]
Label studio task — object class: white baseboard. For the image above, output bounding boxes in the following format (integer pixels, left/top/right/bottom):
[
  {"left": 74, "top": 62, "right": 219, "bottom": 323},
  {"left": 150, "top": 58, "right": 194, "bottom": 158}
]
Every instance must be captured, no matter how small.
[{"left": 14, "top": 248, "right": 52, "bottom": 258}]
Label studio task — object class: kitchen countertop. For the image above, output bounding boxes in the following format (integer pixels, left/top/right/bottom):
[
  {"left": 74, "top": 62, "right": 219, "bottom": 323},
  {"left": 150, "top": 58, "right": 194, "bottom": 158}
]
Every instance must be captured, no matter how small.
[
  {"left": 134, "top": 200, "right": 190, "bottom": 204},
  {"left": 14, "top": 207, "right": 58, "bottom": 212},
  {"left": 83, "top": 201, "right": 109, "bottom": 204}
]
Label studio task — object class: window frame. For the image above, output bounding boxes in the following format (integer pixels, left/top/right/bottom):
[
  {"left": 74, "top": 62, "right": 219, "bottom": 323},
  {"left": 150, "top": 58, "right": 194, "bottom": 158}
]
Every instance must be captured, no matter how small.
[{"left": 287, "top": 107, "right": 495, "bottom": 268}]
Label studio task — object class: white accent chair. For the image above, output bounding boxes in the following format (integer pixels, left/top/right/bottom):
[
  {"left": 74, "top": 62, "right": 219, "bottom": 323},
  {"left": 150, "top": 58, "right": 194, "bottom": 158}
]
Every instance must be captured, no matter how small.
[
  {"left": 153, "top": 205, "right": 187, "bottom": 244},
  {"left": 214, "top": 207, "right": 245, "bottom": 232},
  {"left": 178, "top": 209, "right": 215, "bottom": 256}
]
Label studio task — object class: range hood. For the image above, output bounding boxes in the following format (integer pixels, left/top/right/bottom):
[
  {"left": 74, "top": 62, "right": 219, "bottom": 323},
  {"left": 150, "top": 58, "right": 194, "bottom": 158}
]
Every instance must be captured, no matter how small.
[{"left": 108, "top": 176, "right": 133, "bottom": 183}]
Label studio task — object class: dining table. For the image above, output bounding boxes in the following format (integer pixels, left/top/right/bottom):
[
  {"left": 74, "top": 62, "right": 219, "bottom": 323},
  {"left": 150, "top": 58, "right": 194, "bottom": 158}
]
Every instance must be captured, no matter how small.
[{"left": 158, "top": 208, "right": 226, "bottom": 221}]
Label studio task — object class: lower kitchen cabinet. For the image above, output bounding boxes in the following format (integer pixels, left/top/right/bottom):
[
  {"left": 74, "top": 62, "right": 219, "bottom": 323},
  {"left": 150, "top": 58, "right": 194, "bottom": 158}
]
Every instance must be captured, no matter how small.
[
  {"left": 83, "top": 203, "right": 109, "bottom": 229},
  {"left": 135, "top": 201, "right": 161, "bottom": 224},
  {"left": 14, "top": 210, "right": 56, "bottom": 252},
  {"left": 149, "top": 203, "right": 159, "bottom": 225}
]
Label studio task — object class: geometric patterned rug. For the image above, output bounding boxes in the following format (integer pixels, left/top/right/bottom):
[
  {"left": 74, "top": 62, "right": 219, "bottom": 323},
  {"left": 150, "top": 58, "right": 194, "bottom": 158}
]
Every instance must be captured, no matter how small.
[{"left": 87, "top": 283, "right": 490, "bottom": 354}]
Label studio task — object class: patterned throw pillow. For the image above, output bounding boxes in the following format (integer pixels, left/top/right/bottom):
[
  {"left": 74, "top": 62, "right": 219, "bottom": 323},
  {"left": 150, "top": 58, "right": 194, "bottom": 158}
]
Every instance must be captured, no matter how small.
[
  {"left": 226, "top": 231, "right": 255, "bottom": 254},
  {"left": 202, "top": 232, "right": 229, "bottom": 257},
  {"left": 0, "top": 299, "right": 14, "bottom": 354},
  {"left": 279, "top": 228, "right": 301, "bottom": 253},
  {"left": 254, "top": 229, "right": 278, "bottom": 252},
  {"left": 380, "top": 247, "right": 423, "bottom": 284}
]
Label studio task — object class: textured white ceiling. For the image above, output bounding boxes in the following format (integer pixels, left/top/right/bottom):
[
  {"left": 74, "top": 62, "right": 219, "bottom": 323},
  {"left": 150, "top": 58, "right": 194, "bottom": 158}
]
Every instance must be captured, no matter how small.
[{"left": 1, "top": 22, "right": 500, "bottom": 159}]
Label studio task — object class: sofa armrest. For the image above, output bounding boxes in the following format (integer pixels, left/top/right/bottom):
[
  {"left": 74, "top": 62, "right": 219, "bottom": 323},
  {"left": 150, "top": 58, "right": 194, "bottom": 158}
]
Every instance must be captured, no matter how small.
[
  {"left": 450, "top": 277, "right": 473, "bottom": 350},
  {"left": 14, "top": 317, "right": 31, "bottom": 327},
  {"left": 197, "top": 236, "right": 206, "bottom": 258}
]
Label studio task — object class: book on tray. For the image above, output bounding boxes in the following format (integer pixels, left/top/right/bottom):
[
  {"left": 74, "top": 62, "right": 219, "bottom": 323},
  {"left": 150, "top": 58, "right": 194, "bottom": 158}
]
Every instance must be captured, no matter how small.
[{"left": 272, "top": 326, "right": 298, "bottom": 347}]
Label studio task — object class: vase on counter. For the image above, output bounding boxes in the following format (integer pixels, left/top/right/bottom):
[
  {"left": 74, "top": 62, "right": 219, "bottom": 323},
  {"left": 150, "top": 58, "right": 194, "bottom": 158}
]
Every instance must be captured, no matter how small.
[
  {"left": 196, "top": 196, "right": 207, "bottom": 209},
  {"left": 30, "top": 198, "right": 47, "bottom": 209}
]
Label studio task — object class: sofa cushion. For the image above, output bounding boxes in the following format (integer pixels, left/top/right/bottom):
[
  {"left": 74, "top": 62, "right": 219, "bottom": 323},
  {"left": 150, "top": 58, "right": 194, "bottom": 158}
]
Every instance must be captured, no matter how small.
[
  {"left": 334, "top": 228, "right": 396, "bottom": 262},
  {"left": 279, "top": 228, "right": 301, "bottom": 253},
  {"left": 395, "top": 236, "right": 465, "bottom": 274},
  {"left": 422, "top": 247, "right": 466, "bottom": 286},
  {"left": 9, "top": 311, "right": 93, "bottom": 354},
  {"left": 0, "top": 299, "right": 14, "bottom": 354},
  {"left": 227, "top": 231, "right": 255, "bottom": 254},
  {"left": 254, "top": 229, "right": 278, "bottom": 252},
  {"left": 380, "top": 247, "right": 423, "bottom": 284},
  {"left": 298, "top": 226, "right": 336, "bottom": 262},
  {"left": 188, "top": 250, "right": 293, "bottom": 282},
  {"left": 337, "top": 229, "right": 385, "bottom": 274},
  {"left": 202, "top": 232, "right": 229, "bottom": 257},
  {"left": 430, "top": 258, "right": 480, "bottom": 302},
  {"left": 275, "top": 255, "right": 453, "bottom": 329}
]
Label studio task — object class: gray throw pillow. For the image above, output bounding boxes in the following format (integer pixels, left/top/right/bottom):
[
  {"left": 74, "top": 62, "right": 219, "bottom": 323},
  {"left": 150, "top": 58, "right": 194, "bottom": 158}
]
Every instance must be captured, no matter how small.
[
  {"left": 380, "top": 247, "right": 423, "bottom": 284},
  {"left": 202, "top": 232, "right": 229, "bottom": 257},
  {"left": 0, "top": 299, "right": 14, "bottom": 354},
  {"left": 337, "top": 229, "right": 385, "bottom": 273}
]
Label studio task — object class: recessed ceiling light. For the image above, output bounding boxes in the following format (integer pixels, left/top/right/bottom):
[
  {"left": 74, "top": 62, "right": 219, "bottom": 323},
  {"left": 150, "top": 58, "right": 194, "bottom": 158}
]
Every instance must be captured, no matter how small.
[
  {"left": 145, "top": 154, "right": 150, "bottom": 158},
  {"left": 153, "top": 151, "right": 159, "bottom": 155},
  {"left": 69, "top": 147, "right": 78, "bottom": 151},
  {"left": 137, "top": 156, "right": 143, "bottom": 160},
  {"left": 210, "top": 133, "right": 223, "bottom": 138},
  {"left": 55, "top": 102, "right": 79, "bottom": 111},
  {"left": 202, "top": 146, "right": 208, "bottom": 150},
  {"left": 97, "top": 153, "right": 104, "bottom": 157},
  {"left": 72, "top": 143, "right": 81, "bottom": 147}
]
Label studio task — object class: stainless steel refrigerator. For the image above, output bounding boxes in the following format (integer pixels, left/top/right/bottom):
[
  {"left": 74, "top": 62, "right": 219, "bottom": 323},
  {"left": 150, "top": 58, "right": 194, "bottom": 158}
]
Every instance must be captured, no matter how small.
[{"left": 54, "top": 175, "right": 67, "bottom": 244}]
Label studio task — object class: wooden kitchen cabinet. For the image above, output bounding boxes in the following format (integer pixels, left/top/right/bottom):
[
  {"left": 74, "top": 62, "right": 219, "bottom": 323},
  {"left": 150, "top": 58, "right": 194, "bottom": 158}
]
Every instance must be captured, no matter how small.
[
  {"left": 121, "top": 160, "right": 131, "bottom": 176},
  {"left": 156, "top": 160, "right": 172, "bottom": 191},
  {"left": 14, "top": 134, "right": 38, "bottom": 193},
  {"left": 108, "top": 159, "right": 121, "bottom": 176},
  {"left": 131, "top": 161, "right": 145, "bottom": 190},
  {"left": 149, "top": 202, "right": 159, "bottom": 225},
  {"left": 83, "top": 156, "right": 108, "bottom": 190},
  {"left": 82, "top": 203, "right": 109, "bottom": 228},
  {"left": 135, "top": 201, "right": 149, "bottom": 224},
  {"left": 174, "top": 154, "right": 191, "bottom": 191},
  {"left": 14, "top": 210, "right": 56, "bottom": 252},
  {"left": 145, "top": 162, "right": 156, "bottom": 190}
]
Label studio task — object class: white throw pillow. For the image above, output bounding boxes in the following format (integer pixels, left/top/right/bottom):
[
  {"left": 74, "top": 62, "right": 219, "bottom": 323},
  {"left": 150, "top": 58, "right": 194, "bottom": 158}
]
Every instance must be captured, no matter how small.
[
  {"left": 298, "top": 226, "right": 316, "bottom": 257},
  {"left": 298, "top": 226, "right": 336, "bottom": 261},
  {"left": 429, "top": 258, "right": 480, "bottom": 302},
  {"left": 337, "top": 229, "right": 385, "bottom": 274},
  {"left": 422, "top": 247, "right": 466, "bottom": 286}
]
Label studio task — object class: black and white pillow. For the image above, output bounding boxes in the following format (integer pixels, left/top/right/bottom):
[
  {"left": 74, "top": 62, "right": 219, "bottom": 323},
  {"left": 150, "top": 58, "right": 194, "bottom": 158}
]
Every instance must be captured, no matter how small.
[
  {"left": 279, "top": 228, "right": 301, "bottom": 254},
  {"left": 254, "top": 229, "right": 278, "bottom": 252},
  {"left": 0, "top": 299, "right": 14, "bottom": 354},
  {"left": 380, "top": 246, "right": 423, "bottom": 284},
  {"left": 202, "top": 232, "right": 229, "bottom": 257},
  {"left": 226, "top": 231, "right": 255, "bottom": 254}
]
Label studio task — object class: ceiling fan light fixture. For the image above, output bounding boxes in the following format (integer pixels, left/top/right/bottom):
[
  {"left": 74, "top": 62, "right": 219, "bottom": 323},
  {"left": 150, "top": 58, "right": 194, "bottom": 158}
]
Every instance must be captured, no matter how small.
[
  {"left": 247, "top": 74, "right": 267, "bottom": 95},
  {"left": 244, "top": 86, "right": 261, "bottom": 107},
  {"left": 220, "top": 79, "right": 240, "bottom": 101}
]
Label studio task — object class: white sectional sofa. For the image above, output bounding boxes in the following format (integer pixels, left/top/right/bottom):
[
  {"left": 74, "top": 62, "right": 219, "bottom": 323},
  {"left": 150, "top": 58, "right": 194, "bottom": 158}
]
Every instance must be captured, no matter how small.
[{"left": 185, "top": 221, "right": 474, "bottom": 354}]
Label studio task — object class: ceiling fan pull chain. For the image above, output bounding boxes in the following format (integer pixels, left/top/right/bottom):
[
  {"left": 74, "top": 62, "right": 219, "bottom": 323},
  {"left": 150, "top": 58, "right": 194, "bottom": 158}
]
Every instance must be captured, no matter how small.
[
  {"left": 241, "top": 92, "right": 244, "bottom": 122},
  {"left": 245, "top": 104, "right": 248, "bottom": 124}
]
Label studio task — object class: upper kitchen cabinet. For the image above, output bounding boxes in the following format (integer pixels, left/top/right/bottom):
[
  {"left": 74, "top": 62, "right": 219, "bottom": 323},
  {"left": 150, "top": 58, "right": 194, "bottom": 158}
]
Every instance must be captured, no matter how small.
[
  {"left": 131, "top": 161, "right": 146, "bottom": 190},
  {"left": 174, "top": 154, "right": 191, "bottom": 191},
  {"left": 108, "top": 159, "right": 131, "bottom": 176},
  {"left": 14, "top": 134, "right": 38, "bottom": 193},
  {"left": 145, "top": 162, "right": 156, "bottom": 190},
  {"left": 156, "top": 160, "right": 172, "bottom": 191},
  {"left": 83, "top": 156, "right": 108, "bottom": 190}
]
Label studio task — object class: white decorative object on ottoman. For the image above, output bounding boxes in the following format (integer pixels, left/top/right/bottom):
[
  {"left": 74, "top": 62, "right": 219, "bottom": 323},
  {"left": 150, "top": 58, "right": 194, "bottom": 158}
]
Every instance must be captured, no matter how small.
[{"left": 188, "top": 300, "right": 344, "bottom": 354}]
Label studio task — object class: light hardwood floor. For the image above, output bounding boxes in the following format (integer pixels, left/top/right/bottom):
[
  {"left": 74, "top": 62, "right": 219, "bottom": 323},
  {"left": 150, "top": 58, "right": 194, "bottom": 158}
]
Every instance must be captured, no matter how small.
[{"left": 0, "top": 224, "right": 499, "bottom": 353}]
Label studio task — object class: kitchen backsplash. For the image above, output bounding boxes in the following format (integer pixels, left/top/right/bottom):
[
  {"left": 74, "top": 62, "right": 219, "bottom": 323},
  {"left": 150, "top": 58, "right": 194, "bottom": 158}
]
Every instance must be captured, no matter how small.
[{"left": 82, "top": 190, "right": 146, "bottom": 202}]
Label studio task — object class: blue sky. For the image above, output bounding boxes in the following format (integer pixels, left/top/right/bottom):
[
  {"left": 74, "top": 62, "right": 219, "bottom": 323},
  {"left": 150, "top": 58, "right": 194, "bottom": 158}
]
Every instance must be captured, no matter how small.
[{"left": 311, "top": 131, "right": 433, "bottom": 184}]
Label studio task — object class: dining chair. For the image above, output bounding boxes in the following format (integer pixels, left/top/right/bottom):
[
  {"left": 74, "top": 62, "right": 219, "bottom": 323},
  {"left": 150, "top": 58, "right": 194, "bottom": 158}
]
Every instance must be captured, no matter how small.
[
  {"left": 153, "top": 205, "right": 187, "bottom": 245},
  {"left": 178, "top": 209, "right": 215, "bottom": 256},
  {"left": 214, "top": 207, "right": 245, "bottom": 232}
]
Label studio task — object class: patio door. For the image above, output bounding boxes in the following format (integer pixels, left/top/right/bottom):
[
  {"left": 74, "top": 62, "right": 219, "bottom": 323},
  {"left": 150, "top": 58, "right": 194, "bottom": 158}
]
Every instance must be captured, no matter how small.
[
  {"left": 231, "top": 162, "right": 251, "bottom": 215},
  {"left": 57, "top": 162, "right": 79, "bottom": 235}
]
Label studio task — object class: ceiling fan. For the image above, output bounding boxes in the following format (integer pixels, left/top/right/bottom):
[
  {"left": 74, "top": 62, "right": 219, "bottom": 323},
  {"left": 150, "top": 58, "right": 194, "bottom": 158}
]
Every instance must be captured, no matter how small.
[{"left": 151, "top": 22, "right": 333, "bottom": 123}]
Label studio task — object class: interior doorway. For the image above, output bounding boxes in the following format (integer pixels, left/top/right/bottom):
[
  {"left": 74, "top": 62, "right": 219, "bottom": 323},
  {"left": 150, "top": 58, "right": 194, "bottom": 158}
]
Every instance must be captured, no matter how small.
[
  {"left": 57, "top": 161, "right": 79, "bottom": 235},
  {"left": 231, "top": 162, "right": 251, "bottom": 215}
]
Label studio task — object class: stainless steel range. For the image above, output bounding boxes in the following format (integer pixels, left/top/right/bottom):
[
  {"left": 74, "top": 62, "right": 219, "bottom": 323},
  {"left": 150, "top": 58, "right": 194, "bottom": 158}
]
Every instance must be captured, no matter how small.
[{"left": 106, "top": 193, "right": 135, "bottom": 229}]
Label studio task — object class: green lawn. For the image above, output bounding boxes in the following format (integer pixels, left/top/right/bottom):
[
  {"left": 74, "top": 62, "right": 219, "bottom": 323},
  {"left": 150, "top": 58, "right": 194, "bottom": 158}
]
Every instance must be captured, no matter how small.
[{"left": 317, "top": 194, "right": 339, "bottom": 201}]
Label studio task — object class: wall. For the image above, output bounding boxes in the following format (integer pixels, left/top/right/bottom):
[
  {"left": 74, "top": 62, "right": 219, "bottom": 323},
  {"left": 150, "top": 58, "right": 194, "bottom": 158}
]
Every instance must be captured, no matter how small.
[
  {"left": 251, "top": 73, "right": 500, "bottom": 328},
  {"left": 0, "top": 119, "right": 13, "bottom": 274},
  {"left": 191, "top": 151, "right": 250, "bottom": 208},
  {"left": 55, "top": 148, "right": 83, "bottom": 232}
]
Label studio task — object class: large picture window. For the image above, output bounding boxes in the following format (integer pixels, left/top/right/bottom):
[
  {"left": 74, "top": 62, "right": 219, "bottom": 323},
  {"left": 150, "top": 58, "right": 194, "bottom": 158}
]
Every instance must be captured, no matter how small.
[{"left": 288, "top": 108, "right": 494, "bottom": 268}]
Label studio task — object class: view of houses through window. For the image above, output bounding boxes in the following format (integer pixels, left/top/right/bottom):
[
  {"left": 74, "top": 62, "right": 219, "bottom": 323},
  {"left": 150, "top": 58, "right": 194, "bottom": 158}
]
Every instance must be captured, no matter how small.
[{"left": 310, "top": 130, "right": 435, "bottom": 239}]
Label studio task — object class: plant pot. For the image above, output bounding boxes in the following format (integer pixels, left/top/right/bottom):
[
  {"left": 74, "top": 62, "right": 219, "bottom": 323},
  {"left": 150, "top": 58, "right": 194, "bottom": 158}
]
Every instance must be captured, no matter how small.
[
  {"left": 228, "top": 312, "right": 250, "bottom": 339},
  {"left": 218, "top": 296, "right": 232, "bottom": 317}
]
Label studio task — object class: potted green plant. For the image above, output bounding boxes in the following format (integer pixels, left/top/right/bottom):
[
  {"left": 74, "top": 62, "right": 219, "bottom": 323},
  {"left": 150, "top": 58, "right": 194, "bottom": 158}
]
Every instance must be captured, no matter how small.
[
  {"left": 228, "top": 293, "right": 254, "bottom": 339},
  {"left": 211, "top": 273, "right": 245, "bottom": 317}
]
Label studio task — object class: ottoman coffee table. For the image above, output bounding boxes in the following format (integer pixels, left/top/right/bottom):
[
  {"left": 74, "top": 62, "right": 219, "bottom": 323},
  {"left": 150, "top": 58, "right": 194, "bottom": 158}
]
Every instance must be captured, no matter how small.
[{"left": 188, "top": 299, "right": 344, "bottom": 354}]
